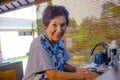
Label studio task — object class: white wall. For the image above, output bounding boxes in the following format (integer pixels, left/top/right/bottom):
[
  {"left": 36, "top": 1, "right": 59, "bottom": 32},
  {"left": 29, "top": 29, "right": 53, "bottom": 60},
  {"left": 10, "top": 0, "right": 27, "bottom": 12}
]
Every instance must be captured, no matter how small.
[
  {"left": 0, "top": 31, "right": 33, "bottom": 59},
  {"left": 0, "top": 6, "right": 35, "bottom": 59},
  {"left": 0, "top": 17, "right": 33, "bottom": 29}
]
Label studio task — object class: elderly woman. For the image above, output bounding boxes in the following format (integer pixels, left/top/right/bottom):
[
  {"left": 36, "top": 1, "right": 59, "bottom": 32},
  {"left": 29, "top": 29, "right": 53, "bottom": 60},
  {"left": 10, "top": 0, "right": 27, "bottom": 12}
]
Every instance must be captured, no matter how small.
[{"left": 23, "top": 5, "right": 98, "bottom": 80}]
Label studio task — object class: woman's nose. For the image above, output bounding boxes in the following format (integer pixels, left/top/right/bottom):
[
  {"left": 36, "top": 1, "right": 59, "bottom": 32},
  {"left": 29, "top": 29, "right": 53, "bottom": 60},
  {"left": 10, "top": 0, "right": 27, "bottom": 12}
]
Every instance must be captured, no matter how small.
[{"left": 56, "top": 26, "right": 62, "bottom": 33}]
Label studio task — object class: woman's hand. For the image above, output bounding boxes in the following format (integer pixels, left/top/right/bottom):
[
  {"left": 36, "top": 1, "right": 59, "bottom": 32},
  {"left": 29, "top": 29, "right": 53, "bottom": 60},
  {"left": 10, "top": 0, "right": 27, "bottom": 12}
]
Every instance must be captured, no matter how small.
[
  {"left": 76, "top": 68, "right": 89, "bottom": 73},
  {"left": 76, "top": 68, "right": 99, "bottom": 80}
]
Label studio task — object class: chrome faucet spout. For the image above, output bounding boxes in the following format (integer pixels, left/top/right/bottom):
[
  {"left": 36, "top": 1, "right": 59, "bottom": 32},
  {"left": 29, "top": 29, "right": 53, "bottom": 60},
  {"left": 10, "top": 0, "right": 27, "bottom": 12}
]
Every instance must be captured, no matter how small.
[
  {"left": 90, "top": 41, "right": 111, "bottom": 56},
  {"left": 89, "top": 41, "right": 111, "bottom": 72}
]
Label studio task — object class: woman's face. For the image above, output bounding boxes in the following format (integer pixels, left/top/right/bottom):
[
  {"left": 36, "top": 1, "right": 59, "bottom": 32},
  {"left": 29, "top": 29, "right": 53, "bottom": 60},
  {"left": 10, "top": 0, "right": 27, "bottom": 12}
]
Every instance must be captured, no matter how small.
[{"left": 46, "top": 16, "right": 67, "bottom": 43}]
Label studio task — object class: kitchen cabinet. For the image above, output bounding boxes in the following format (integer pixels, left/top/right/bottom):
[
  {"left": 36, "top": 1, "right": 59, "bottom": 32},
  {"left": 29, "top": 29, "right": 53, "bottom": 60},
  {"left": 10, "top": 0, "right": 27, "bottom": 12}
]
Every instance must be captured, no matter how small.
[{"left": 0, "top": 61, "right": 23, "bottom": 80}]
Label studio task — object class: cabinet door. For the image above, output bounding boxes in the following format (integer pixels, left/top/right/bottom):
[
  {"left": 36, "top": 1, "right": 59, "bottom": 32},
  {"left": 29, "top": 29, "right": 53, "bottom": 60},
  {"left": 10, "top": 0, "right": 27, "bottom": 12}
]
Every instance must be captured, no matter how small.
[{"left": 0, "top": 69, "right": 16, "bottom": 80}]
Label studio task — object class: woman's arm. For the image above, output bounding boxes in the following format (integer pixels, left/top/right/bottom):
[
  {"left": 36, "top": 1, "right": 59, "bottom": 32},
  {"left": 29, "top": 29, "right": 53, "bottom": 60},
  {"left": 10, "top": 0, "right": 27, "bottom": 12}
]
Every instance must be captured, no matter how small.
[
  {"left": 45, "top": 69, "right": 84, "bottom": 80},
  {"left": 45, "top": 69, "right": 98, "bottom": 80},
  {"left": 63, "top": 63, "right": 76, "bottom": 72},
  {"left": 63, "top": 63, "right": 88, "bottom": 73}
]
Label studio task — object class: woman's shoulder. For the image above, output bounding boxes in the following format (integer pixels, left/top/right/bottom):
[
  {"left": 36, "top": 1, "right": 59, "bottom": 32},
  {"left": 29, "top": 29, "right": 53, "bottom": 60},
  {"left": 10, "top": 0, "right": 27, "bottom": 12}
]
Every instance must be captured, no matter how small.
[
  {"left": 30, "top": 34, "right": 45, "bottom": 46},
  {"left": 33, "top": 34, "right": 45, "bottom": 41}
]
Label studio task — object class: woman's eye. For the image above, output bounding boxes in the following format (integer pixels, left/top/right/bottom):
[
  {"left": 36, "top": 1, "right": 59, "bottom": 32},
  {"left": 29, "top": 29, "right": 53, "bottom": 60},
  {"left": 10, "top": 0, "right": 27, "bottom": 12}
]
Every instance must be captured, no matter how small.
[
  {"left": 53, "top": 24, "right": 57, "bottom": 27},
  {"left": 61, "top": 23, "right": 66, "bottom": 27}
]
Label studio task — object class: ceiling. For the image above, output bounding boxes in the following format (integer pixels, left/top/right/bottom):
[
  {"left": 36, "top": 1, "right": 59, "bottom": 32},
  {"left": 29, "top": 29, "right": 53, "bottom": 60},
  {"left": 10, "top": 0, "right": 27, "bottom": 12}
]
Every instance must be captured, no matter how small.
[{"left": 0, "top": 0, "right": 49, "bottom": 14}]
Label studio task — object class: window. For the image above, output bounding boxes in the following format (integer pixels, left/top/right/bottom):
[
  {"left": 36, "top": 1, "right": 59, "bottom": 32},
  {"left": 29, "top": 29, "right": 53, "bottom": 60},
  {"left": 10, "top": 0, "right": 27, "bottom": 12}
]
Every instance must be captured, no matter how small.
[
  {"left": 18, "top": 31, "right": 32, "bottom": 36},
  {"left": 18, "top": 32, "right": 24, "bottom": 36}
]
